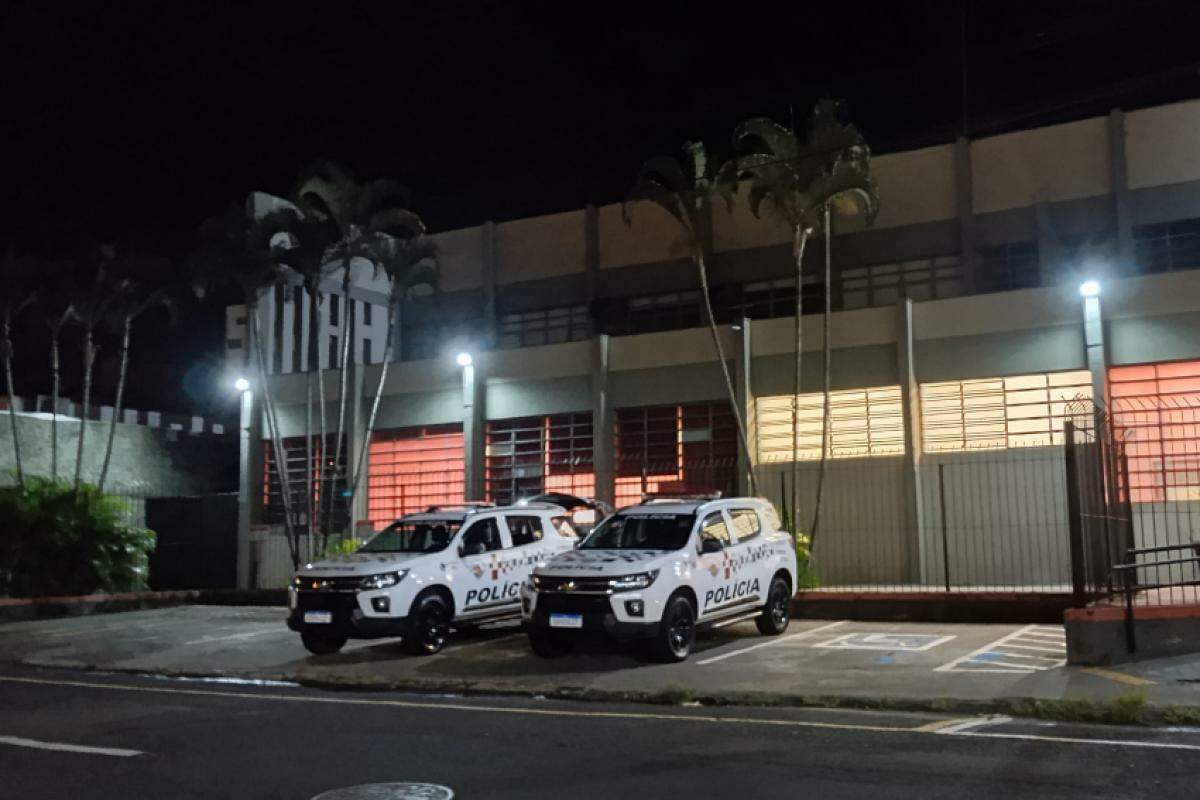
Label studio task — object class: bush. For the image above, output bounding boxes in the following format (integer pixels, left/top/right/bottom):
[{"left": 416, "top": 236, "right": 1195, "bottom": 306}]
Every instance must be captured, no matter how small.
[{"left": 0, "top": 476, "right": 156, "bottom": 597}]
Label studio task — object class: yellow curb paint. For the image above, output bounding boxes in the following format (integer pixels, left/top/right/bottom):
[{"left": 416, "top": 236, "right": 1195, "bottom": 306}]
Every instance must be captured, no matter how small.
[{"left": 1079, "top": 667, "right": 1155, "bottom": 687}]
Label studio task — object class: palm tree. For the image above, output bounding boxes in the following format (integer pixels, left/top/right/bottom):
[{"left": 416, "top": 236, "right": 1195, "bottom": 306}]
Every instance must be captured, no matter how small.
[
  {"left": 1, "top": 250, "right": 38, "bottom": 488},
  {"left": 290, "top": 160, "right": 421, "bottom": 536},
  {"left": 727, "top": 100, "right": 878, "bottom": 546},
  {"left": 625, "top": 142, "right": 758, "bottom": 496},
  {"left": 348, "top": 232, "right": 438, "bottom": 504},
  {"left": 42, "top": 264, "right": 79, "bottom": 482}
]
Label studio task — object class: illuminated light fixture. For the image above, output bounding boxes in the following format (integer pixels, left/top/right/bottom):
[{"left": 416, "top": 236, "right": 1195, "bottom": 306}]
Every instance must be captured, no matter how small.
[
  {"left": 234, "top": 377, "right": 250, "bottom": 392},
  {"left": 455, "top": 352, "right": 473, "bottom": 367},
  {"left": 1078, "top": 279, "right": 1101, "bottom": 298}
]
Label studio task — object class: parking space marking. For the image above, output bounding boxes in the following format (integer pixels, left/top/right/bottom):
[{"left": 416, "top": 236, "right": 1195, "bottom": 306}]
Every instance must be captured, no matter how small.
[
  {"left": 0, "top": 735, "right": 143, "bottom": 758},
  {"left": 814, "top": 633, "right": 956, "bottom": 652},
  {"left": 182, "top": 629, "right": 289, "bottom": 646},
  {"left": 935, "top": 624, "right": 1066, "bottom": 674},
  {"left": 696, "top": 620, "right": 848, "bottom": 665}
]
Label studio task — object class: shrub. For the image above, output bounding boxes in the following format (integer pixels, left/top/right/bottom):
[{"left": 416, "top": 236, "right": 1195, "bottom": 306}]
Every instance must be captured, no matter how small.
[{"left": 0, "top": 476, "right": 156, "bottom": 597}]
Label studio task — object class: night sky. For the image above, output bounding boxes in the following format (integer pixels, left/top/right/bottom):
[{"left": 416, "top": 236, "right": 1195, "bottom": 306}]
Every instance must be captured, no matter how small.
[{"left": 4, "top": 0, "right": 1200, "bottom": 416}]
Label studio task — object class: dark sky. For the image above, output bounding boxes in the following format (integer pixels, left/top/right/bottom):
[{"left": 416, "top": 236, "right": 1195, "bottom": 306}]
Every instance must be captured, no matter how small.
[{"left": 4, "top": 0, "right": 1200, "bottom": 415}]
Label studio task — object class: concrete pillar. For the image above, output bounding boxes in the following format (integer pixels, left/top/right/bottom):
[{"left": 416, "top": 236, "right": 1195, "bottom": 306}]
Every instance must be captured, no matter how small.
[
  {"left": 462, "top": 359, "right": 486, "bottom": 501},
  {"left": 584, "top": 204, "right": 599, "bottom": 336},
  {"left": 1035, "top": 202, "right": 1056, "bottom": 284},
  {"left": 482, "top": 221, "right": 497, "bottom": 348},
  {"left": 734, "top": 317, "right": 756, "bottom": 496},
  {"left": 954, "top": 136, "right": 979, "bottom": 294},
  {"left": 1083, "top": 293, "right": 1108, "bottom": 411},
  {"left": 896, "top": 298, "right": 927, "bottom": 584},
  {"left": 236, "top": 386, "right": 261, "bottom": 589},
  {"left": 1108, "top": 109, "right": 1134, "bottom": 270},
  {"left": 591, "top": 334, "right": 614, "bottom": 506}
]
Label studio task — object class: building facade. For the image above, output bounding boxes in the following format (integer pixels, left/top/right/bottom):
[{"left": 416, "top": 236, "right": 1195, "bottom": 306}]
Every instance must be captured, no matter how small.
[{"left": 236, "top": 98, "right": 1200, "bottom": 591}]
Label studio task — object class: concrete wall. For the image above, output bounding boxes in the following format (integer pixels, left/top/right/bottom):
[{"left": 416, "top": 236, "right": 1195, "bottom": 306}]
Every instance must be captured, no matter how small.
[
  {"left": 495, "top": 210, "right": 586, "bottom": 284},
  {"left": 1126, "top": 99, "right": 1200, "bottom": 190},
  {"left": 973, "top": 116, "right": 1111, "bottom": 212}
]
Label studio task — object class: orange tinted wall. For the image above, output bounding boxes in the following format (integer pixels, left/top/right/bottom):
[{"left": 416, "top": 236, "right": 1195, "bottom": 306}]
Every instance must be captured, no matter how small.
[
  {"left": 367, "top": 424, "right": 465, "bottom": 529},
  {"left": 1110, "top": 361, "right": 1200, "bottom": 502}
]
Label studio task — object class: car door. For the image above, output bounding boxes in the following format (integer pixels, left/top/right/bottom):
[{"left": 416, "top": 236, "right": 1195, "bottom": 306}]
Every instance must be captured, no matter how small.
[
  {"left": 726, "top": 507, "right": 769, "bottom": 605},
  {"left": 500, "top": 513, "right": 555, "bottom": 600},
  {"left": 693, "top": 510, "right": 734, "bottom": 620},
  {"left": 454, "top": 515, "right": 513, "bottom": 618}
]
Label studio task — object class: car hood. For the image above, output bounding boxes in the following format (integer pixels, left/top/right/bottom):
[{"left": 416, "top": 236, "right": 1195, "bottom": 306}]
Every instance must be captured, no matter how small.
[
  {"left": 296, "top": 551, "right": 429, "bottom": 577},
  {"left": 534, "top": 548, "right": 674, "bottom": 576}
]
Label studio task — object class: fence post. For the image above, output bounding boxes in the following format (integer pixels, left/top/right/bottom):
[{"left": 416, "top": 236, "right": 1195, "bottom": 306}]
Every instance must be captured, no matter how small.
[
  {"left": 938, "top": 463, "right": 951, "bottom": 592},
  {"left": 1064, "top": 421, "right": 1087, "bottom": 603}
]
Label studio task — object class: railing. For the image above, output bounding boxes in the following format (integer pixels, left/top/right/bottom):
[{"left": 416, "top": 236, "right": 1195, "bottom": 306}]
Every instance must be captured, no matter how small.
[{"left": 1111, "top": 543, "right": 1200, "bottom": 653}]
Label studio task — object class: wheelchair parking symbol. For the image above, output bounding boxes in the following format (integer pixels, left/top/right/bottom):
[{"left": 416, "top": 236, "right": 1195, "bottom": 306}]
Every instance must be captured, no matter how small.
[{"left": 814, "top": 633, "right": 955, "bottom": 652}]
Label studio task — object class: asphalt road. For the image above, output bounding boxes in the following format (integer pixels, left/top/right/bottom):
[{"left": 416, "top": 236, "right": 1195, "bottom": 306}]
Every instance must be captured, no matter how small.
[{"left": 1, "top": 666, "right": 1198, "bottom": 799}]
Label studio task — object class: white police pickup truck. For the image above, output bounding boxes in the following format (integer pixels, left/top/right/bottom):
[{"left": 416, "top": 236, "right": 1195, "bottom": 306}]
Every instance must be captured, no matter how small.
[
  {"left": 288, "top": 503, "right": 579, "bottom": 655},
  {"left": 521, "top": 496, "right": 796, "bottom": 662}
]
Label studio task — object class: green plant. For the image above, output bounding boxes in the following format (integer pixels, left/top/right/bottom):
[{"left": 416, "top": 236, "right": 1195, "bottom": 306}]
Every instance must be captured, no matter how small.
[
  {"left": 0, "top": 476, "right": 155, "bottom": 597},
  {"left": 319, "top": 535, "right": 361, "bottom": 559}
]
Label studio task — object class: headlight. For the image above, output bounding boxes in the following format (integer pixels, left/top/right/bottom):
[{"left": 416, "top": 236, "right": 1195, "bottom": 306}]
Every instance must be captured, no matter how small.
[
  {"left": 529, "top": 574, "right": 543, "bottom": 590},
  {"left": 359, "top": 571, "right": 406, "bottom": 591},
  {"left": 609, "top": 570, "right": 659, "bottom": 592}
]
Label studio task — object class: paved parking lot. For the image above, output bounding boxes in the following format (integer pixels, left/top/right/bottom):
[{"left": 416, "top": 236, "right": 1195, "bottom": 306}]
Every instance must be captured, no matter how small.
[{"left": 0, "top": 605, "right": 1122, "bottom": 705}]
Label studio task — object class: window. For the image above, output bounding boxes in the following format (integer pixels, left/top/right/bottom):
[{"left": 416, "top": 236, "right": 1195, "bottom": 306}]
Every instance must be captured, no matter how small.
[
  {"left": 920, "top": 370, "right": 1092, "bottom": 452},
  {"left": 329, "top": 295, "right": 340, "bottom": 326},
  {"left": 359, "top": 521, "right": 461, "bottom": 554},
  {"left": 263, "top": 435, "right": 347, "bottom": 532},
  {"left": 363, "top": 303, "right": 373, "bottom": 325},
  {"left": 842, "top": 256, "right": 963, "bottom": 310},
  {"left": 620, "top": 290, "right": 702, "bottom": 335},
  {"left": 486, "top": 413, "right": 594, "bottom": 506},
  {"left": 505, "top": 515, "right": 545, "bottom": 546},
  {"left": 368, "top": 424, "right": 465, "bottom": 528},
  {"left": 977, "top": 241, "right": 1039, "bottom": 292},
  {"left": 363, "top": 338, "right": 372, "bottom": 364},
  {"left": 498, "top": 305, "right": 590, "bottom": 349},
  {"left": 732, "top": 277, "right": 821, "bottom": 320},
  {"left": 699, "top": 512, "right": 731, "bottom": 549},
  {"left": 581, "top": 513, "right": 695, "bottom": 550},
  {"left": 1110, "top": 361, "right": 1200, "bottom": 502},
  {"left": 729, "top": 509, "right": 761, "bottom": 543},
  {"left": 550, "top": 515, "right": 580, "bottom": 538},
  {"left": 328, "top": 335, "right": 339, "bottom": 368},
  {"left": 615, "top": 402, "right": 737, "bottom": 506},
  {"left": 226, "top": 338, "right": 243, "bottom": 350},
  {"left": 460, "top": 517, "right": 502, "bottom": 555},
  {"left": 1134, "top": 217, "right": 1200, "bottom": 274},
  {"left": 756, "top": 386, "right": 905, "bottom": 462}
]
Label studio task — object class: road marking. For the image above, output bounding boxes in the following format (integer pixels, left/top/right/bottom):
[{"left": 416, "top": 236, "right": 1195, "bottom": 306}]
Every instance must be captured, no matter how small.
[
  {"left": 3, "top": 674, "right": 1199, "bottom": 752},
  {"left": 814, "top": 633, "right": 956, "bottom": 652},
  {"left": 697, "top": 620, "right": 849, "bottom": 665},
  {"left": 1080, "top": 667, "right": 1156, "bottom": 687},
  {"left": 182, "top": 629, "right": 287, "bottom": 646},
  {"left": 932, "top": 715, "right": 1012, "bottom": 735},
  {"left": 935, "top": 624, "right": 1066, "bottom": 674},
  {"left": 0, "top": 735, "right": 142, "bottom": 757}
]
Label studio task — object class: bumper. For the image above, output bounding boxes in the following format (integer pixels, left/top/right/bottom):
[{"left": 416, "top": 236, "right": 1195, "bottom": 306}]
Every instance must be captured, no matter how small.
[
  {"left": 288, "top": 592, "right": 407, "bottom": 639},
  {"left": 527, "top": 593, "right": 660, "bottom": 640}
]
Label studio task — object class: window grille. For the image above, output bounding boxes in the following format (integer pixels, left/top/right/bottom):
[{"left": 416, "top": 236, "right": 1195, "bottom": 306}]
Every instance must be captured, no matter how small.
[
  {"left": 1110, "top": 360, "right": 1200, "bottom": 502},
  {"left": 367, "top": 424, "right": 465, "bottom": 528},
  {"left": 1134, "top": 217, "right": 1200, "bottom": 274},
  {"left": 614, "top": 402, "right": 736, "bottom": 506},
  {"left": 486, "top": 413, "right": 594, "bottom": 506},
  {"left": 976, "top": 241, "right": 1039, "bottom": 293},
  {"left": 756, "top": 386, "right": 905, "bottom": 462},
  {"left": 498, "top": 305, "right": 590, "bottom": 349},
  {"left": 264, "top": 435, "right": 348, "bottom": 532},
  {"left": 920, "top": 370, "right": 1092, "bottom": 452},
  {"left": 842, "top": 256, "right": 963, "bottom": 310}
]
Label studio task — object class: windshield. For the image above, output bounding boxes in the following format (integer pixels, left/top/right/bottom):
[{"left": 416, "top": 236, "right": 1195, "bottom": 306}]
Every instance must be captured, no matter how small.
[
  {"left": 579, "top": 513, "right": 695, "bottom": 551},
  {"left": 358, "top": 520, "right": 462, "bottom": 554}
]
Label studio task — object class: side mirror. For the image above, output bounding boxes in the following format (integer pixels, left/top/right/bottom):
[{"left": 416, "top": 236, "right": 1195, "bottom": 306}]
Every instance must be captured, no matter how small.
[
  {"left": 457, "top": 543, "right": 466, "bottom": 558},
  {"left": 700, "top": 537, "right": 723, "bottom": 554}
]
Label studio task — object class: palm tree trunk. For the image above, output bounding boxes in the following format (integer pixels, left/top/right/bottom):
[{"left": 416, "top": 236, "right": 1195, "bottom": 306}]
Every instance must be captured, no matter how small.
[
  {"left": 3, "top": 311, "right": 25, "bottom": 488},
  {"left": 306, "top": 287, "right": 327, "bottom": 552},
  {"left": 251, "top": 303, "right": 301, "bottom": 569},
  {"left": 316, "top": 335, "right": 330, "bottom": 555},
  {"left": 97, "top": 316, "right": 131, "bottom": 494},
  {"left": 791, "top": 224, "right": 810, "bottom": 537},
  {"left": 326, "top": 263, "right": 354, "bottom": 537},
  {"left": 694, "top": 248, "right": 758, "bottom": 496},
  {"left": 73, "top": 327, "right": 95, "bottom": 490},
  {"left": 810, "top": 204, "right": 833, "bottom": 547},
  {"left": 349, "top": 282, "right": 397, "bottom": 503},
  {"left": 305, "top": 370, "right": 314, "bottom": 562},
  {"left": 50, "top": 328, "right": 61, "bottom": 481}
]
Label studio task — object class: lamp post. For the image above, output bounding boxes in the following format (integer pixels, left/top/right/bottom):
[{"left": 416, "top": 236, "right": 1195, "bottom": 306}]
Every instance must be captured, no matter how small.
[
  {"left": 235, "top": 376, "right": 256, "bottom": 589},
  {"left": 457, "top": 352, "right": 483, "bottom": 501},
  {"left": 1079, "top": 280, "right": 1107, "bottom": 412}
]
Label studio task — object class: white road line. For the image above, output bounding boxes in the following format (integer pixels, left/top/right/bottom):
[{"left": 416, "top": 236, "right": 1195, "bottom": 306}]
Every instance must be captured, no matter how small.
[
  {"left": 934, "top": 715, "right": 1013, "bottom": 735},
  {"left": 935, "top": 624, "right": 1045, "bottom": 673},
  {"left": 697, "top": 621, "right": 849, "bottom": 665},
  {"left": 998, "top": 642, "right": 1065, "bottom": 653},
  {"left": 0, "top": 735, "right": 143, "bottom": 757},
  {"left": 182, "top": 629, "right": 287, "bottom": 646},
  {"left": 952, "top": 730, "right": 1200, "bottom": 751}
]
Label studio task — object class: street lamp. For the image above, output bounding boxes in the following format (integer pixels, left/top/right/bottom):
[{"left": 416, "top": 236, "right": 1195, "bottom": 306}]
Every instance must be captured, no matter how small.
[
  {"left": 1079, "top": 279, "right": 1101, "bottom": 298},
  {"left": 234, "top": 376, "right": 250, "bottom": 392},
  {"left": 455, "top": 352, "right": 473, "bottom": 367}
]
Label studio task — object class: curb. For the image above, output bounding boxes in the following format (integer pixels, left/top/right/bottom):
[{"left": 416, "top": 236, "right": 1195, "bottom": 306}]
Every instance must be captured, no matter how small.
[
  {"left": 0, "top": 589, "right": 287, "bottom": 624},
  {"left": 17, "top": 659, "right": 1199, "bottom": 728}
]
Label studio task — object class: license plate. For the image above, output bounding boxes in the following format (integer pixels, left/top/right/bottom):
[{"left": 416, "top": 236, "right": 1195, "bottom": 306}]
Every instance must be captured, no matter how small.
[
  {"left": 549, "top": 613, "right": 583, "bottom": 629},
  {"left": 304, "top": 611, "right": 333, "bottom": 624}
]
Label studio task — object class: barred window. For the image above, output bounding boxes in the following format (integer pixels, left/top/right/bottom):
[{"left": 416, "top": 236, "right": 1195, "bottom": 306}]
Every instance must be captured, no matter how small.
[
  {"left": 367, "top": 424, "right": 465, "bottom": 529},
  {"left": 732, "top": 277, "right": 822, "bottom": 320},
  {"left": 1134, "top": 217, "right": 1200, "bottom": 274},
  {"left": 920, "top": 370, "right": 1092, "bottom": 452},
  {"left": 755, "top": 386, "right": 905, "bottom": 462},
  {"left": 977, "top": 241, "right": 1039, "bottom": 293},
  {"left": 624, "top": 290, "right": 702, "bottom": 334},
  {"left": 1110, "top": 360, "right": 1200, "bottom": 502},
  {"left": 842, "top": 256, "right": 963, "bottom": 310},
  {"left": 498, "top": 305, "right": 590, "bottom": 349}
]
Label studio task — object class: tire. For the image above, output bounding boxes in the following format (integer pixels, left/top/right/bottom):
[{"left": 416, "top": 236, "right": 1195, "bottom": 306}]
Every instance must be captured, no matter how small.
[
  {"left": 528, "top": 628, "right": 572, "bottom": 658},
  {"left": 401, "top": 593, "right": 452, "bottom": 655},
  {"left": 301, "top": 630, "right": 347, "bottom": 655},
  {"left": 755, "top": 576, "right": 792, "bottom": 636},
  {"left": 650, "top": 593, "right": 696, "bottom": 663}
]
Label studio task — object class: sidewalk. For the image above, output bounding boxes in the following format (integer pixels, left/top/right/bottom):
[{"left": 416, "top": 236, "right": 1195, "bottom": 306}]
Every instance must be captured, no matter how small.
[{"left": 1, "top": 605, "right": 1198, "bottom": 723}]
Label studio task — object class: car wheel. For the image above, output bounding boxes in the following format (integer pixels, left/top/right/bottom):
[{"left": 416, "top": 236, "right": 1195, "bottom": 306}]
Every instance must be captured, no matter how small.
[
  {"left": 650, "top": 594, "right": 696, "bottom": 663},
  {"left": 301, "top": 631, "right": 347, "bottom": 655},
  {"left": 755, "top": 576, "right": 791, "bottom": 636},
  {"left": 402, "top": 593, "right": 451, "bottom": 655},
  {"left": 528, "top": 628, "right": 572, "bottom": 658}
]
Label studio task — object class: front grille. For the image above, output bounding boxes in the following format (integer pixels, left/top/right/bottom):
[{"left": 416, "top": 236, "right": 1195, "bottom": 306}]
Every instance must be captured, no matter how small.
[
  {"left": 537, "top": 593, "right": 613, "bottom": 615},
  {"left": 535, "top": 575, "right": 613, "bottom": 593},
  {"left": 297, "top": 592, "right": 359, "bottom": 613},
  {"left": 297, "top": 575, "right": 360, "bottom": 592}
]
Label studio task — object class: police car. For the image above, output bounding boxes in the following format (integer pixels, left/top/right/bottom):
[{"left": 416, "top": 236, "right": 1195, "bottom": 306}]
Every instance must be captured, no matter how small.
[
  {"left": 288, "top": 502, "right": 579, "bottom": 655},
  {"left": 521, "top": 495, "right": 796, "bottom": 662}
]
